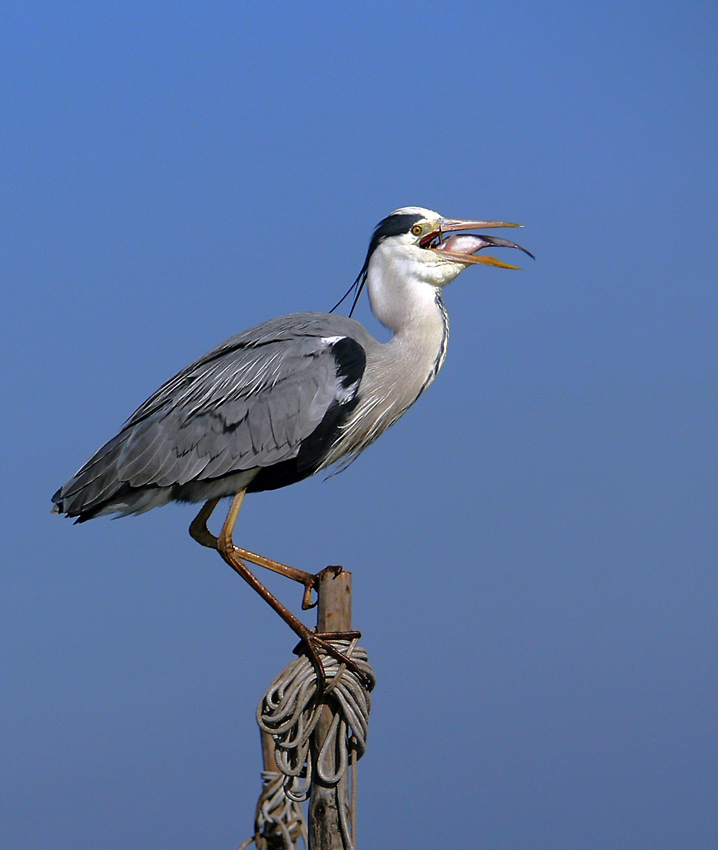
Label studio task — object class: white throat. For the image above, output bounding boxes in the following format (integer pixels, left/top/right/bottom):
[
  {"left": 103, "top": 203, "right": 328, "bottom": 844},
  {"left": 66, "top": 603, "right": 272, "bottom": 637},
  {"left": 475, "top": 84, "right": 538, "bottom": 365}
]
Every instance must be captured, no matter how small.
[
  {"left": 320, "top": 237, "right": 458, "bottom": 470},
  {"left": 366, "top": 240, "right": 460, "bottom": 335}
]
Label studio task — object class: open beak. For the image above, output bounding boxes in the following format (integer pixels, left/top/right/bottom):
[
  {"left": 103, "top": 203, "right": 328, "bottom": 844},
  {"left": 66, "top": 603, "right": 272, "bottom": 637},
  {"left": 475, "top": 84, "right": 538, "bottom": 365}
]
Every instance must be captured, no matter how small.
[{"left": 424, "top": 218, "right": 534, "bottom": 269}]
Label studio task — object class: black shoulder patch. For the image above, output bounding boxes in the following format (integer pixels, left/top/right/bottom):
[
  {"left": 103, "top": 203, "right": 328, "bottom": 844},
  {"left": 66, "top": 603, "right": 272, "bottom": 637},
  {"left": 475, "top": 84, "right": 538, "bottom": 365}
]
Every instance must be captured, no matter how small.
[
  {"left": 330, "top": 336, "right": 366, "bottom": 390},
  {"left": 246, "top": 337, "right": 366, "bottom": 493}
]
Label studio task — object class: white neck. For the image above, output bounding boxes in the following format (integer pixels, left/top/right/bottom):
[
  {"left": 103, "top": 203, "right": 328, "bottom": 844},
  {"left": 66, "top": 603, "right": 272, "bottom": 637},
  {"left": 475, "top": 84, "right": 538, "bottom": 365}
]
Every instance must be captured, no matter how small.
[
  {"left": 320, "top": 245, "right": 453, "bottom": 469},
  {"left": 365, "top": 245, "right": 451, "bottom": 409},
  {"left": 367, "top": 242, "right": 457, "bottom": 336}
]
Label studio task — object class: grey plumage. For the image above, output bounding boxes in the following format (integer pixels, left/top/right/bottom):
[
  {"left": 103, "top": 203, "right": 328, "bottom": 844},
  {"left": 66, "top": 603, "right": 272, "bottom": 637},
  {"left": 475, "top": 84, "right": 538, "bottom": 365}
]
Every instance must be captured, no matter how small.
[
  {"left": 53, "top": 207, "right": 531, "bottom": 525},
  {"left": 54, "top": 313, "right": 373, "bottom": 520}
]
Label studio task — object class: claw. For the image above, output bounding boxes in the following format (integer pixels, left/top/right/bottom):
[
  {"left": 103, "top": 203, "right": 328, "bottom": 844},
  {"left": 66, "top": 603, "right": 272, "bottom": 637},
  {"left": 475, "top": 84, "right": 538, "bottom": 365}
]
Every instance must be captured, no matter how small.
[
  {"left": 294, "top": 630, "right": 370, "bottom": 692},
  {"left": 301, "top": 591, "right": 314, "bottom": 609},
  {"left": 299, "top": 635, "right": 328, "bottom": 692},
  {"left": 301, "top": 579, "right": 318, "bottom": 610}
]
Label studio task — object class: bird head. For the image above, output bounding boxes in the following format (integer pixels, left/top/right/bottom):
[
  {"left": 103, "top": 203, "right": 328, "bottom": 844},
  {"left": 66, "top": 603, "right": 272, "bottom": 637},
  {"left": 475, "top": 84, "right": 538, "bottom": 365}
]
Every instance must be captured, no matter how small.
[
  {"left": 371, "top": 205, "right": 533, "bottom": 282},
  {"left": 334, "top": 207, "right": 533, "bottom": 316}
]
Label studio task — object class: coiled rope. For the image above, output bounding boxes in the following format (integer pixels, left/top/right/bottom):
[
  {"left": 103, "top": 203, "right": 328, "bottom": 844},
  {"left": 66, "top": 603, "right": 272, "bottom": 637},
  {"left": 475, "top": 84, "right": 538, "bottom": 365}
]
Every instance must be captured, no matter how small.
[
  {"left": 239, "top": 769, "right": 307, "bottom": 850},
  {"left": 251, "top": 638, "right": 376, "bottom": 850}
]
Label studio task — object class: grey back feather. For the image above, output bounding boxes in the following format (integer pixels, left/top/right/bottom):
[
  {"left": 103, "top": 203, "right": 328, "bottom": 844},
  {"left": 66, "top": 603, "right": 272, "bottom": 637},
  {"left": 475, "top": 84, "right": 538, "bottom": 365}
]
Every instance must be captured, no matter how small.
[{"left": 54, "top": 313, "right": 374, "bottom": 518}]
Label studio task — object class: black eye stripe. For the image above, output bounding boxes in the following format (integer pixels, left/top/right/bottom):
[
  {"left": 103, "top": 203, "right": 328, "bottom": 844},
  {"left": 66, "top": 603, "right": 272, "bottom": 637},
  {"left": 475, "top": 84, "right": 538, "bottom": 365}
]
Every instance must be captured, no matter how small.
[{"left": 369, "top": 213, "right": 424, "bottom": 250}]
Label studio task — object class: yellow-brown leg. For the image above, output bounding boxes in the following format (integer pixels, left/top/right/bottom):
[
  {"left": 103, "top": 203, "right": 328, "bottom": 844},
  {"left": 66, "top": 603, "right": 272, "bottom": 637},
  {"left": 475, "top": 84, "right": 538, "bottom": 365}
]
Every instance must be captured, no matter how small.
[
  {"left": 189, "top": 497, "right": 220, "bottom": 548},
  {"left": 212, "top": 492, "right": 365, "bottom": 690},
  {"left": 189, "top": 494, "right": 317, "bottom": 608}
]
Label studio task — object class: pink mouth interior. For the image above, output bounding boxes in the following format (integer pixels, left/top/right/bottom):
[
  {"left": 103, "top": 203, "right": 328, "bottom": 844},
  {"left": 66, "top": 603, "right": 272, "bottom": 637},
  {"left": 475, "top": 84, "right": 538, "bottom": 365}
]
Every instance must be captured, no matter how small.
[{"left": 435, "top": 233, "right": 488, "bottom": 255}]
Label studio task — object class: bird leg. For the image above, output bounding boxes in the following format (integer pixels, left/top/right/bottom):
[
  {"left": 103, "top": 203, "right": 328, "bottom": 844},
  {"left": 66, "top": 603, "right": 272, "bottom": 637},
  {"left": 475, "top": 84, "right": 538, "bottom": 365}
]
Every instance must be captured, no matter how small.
[
  {"left": 214, "top": 492, "right": 367, "bottom": 690},
  {"left": 189, "top": 497, "right": 221, "bottom": 547},
  {"left": 189, "top": 495, "right": 318, "bottom": 609}
]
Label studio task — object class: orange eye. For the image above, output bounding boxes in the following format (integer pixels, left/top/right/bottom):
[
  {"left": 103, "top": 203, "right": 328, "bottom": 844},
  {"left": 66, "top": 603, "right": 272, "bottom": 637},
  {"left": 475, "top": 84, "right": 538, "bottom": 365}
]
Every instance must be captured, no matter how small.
[{"left": 411, "top": 224, "right": 423, "bottom": 236}]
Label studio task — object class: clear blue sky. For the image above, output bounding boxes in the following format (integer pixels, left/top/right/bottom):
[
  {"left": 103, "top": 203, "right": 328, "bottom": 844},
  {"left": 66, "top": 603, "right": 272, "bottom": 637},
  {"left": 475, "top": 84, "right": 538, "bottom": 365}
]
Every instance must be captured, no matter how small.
[{"left": 2, "top": 2, "right": 717, "bottom": 848}]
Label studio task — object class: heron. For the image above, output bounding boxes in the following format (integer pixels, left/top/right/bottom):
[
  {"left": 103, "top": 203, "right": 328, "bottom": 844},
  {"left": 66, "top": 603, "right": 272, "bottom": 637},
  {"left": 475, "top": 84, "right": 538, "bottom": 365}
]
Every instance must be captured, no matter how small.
[{"left": 52, "top": 206, "right": 532, "bottom": 680}]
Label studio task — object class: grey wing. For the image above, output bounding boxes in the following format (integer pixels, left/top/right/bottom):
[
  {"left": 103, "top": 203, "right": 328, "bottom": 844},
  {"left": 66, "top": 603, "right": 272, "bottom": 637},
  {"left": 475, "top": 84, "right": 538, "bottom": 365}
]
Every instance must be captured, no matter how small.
[{"left": 53, "top": 319, "right": 367, "bottom": 519}]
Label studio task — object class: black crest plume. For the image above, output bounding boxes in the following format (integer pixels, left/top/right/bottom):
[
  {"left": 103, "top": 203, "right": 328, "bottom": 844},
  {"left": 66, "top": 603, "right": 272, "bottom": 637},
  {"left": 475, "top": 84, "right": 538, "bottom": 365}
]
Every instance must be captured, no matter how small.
[{"left": 330, "top": 212, "right": 424, "bottom": 316}]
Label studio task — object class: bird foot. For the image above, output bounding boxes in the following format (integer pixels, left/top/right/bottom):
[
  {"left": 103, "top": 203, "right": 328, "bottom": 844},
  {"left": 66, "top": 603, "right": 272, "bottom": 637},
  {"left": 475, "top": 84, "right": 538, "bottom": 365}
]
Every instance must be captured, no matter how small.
[
  {"left": 300, "top": 576, "right": 319, "bottom": 610},
  {"left": 300, "top": 564, "right": 342, "bottom": 610},
  {"left": 293, "top": 629, "right": 370, "bottom": 692}
]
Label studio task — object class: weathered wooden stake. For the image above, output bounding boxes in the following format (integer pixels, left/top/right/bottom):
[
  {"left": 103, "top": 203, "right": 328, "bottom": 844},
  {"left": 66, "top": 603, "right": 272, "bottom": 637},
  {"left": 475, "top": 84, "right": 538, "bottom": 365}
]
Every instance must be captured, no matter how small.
[
  {"left": 255, "top": 732, "right": 281, "bottom": 850},
  {"left": 308, "top": 567, "right": 353, "bottom": 850},
  {"left": 259, "top": 727, "right": 279, "bottom": 777}
]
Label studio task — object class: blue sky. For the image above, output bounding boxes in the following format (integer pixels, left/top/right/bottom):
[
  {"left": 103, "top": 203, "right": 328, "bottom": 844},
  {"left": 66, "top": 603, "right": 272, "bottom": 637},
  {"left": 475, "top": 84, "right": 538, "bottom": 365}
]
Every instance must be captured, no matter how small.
[{"left": 2, "top": 2, "right": 717, "bottom": 848}]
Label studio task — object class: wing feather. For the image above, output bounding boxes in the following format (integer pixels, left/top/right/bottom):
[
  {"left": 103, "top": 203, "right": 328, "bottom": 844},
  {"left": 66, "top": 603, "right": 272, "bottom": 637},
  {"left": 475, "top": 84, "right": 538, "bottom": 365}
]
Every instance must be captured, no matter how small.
[{"left": 53, "top": 313, "right": 369, "bottom": 518}]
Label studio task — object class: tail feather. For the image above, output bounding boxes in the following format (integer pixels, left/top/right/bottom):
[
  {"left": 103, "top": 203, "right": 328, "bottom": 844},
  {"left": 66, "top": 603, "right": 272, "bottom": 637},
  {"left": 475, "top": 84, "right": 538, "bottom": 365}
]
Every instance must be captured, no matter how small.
[{"left": 52, "top": 431, "right": 132, "bottom": 519}]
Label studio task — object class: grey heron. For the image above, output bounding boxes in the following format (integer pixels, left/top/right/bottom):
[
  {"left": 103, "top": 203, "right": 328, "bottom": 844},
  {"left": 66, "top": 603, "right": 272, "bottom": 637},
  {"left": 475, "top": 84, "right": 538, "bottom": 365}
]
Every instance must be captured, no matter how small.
[{"left": 52, "top": 206, "right": 532, "bottom": 679}]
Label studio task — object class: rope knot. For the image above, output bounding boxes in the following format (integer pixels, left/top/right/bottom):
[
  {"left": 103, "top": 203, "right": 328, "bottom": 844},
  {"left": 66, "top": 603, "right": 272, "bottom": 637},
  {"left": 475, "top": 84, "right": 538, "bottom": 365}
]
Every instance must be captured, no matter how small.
[{"left": 257, "top": 638, "right": 375, "bottom": 801}]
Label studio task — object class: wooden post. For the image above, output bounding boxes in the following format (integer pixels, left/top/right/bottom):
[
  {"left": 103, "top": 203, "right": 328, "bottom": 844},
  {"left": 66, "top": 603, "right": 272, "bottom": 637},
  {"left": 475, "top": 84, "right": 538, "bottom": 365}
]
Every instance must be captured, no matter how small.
[
  {"left": 308, "top": 567, "right": 353, "bottom": 850},
  {"left": 260, "top": 728, "right": 279, "bottom": 777},
  {"left": 254, "top": 731, "right": 283, "bottom": 850}
]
